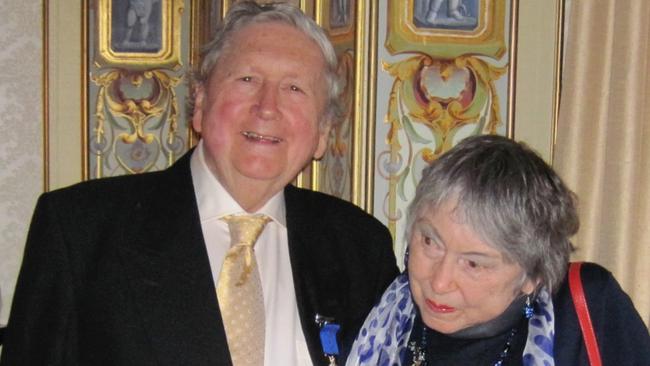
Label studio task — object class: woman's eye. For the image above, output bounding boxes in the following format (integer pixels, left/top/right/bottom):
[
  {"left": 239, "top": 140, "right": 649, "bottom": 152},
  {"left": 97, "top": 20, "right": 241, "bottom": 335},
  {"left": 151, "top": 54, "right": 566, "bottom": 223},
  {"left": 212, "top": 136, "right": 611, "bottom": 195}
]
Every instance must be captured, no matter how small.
[
  {"left": 240, "top": 76, "right": 252, "bottom": 82},
  {"left": 290, "top": 85, "right": 302, "bottom": 92},
  {"left": 422, "top": 235, "right": 443, "bottom": 251},
  {"left": 463, "top": 259, "right": 484, "bottom": 272},
  {"left": 423, "top": 235, "right": 432, "bottom": 246}
]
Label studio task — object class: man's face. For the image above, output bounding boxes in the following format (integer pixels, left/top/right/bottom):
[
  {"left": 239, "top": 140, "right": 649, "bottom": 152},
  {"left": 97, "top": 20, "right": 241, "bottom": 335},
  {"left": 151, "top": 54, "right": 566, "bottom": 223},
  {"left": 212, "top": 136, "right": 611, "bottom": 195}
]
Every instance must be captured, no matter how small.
[{"left": 193, "top": 22, "right": 330, "bottom": 210}]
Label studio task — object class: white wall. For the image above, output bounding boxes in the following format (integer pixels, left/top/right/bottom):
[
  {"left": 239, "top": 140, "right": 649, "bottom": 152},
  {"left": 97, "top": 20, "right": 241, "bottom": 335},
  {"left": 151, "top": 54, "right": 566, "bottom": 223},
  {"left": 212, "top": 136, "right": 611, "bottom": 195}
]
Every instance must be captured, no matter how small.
[{"left": 0, "top": 0, "right": 43, "bottom": 327}]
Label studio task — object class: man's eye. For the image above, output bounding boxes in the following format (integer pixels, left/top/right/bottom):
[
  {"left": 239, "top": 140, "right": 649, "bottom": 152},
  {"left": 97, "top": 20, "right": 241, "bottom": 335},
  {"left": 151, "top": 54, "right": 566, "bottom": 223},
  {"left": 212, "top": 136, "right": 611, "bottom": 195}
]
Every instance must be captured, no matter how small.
[
  {"left": 241, "top": 76, "right": 252, "bottom": 82},
  {"left": 290, "top": 85, "right": 302, "bottom": 92}
]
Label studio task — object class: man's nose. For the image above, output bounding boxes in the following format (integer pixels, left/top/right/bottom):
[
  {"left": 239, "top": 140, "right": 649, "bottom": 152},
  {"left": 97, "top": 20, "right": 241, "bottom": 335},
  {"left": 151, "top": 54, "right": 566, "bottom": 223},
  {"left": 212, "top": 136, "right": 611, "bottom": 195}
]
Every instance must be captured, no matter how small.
[{"left": 255, "top": 83, "right": 280, "bottom": 120}]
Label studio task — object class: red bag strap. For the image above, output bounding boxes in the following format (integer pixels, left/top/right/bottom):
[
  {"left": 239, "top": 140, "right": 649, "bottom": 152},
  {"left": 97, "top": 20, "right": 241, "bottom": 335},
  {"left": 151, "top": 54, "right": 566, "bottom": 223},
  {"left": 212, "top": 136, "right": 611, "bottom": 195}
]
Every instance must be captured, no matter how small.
[{"left": 568, "top": 262, "right": 602, "bottom": 366}]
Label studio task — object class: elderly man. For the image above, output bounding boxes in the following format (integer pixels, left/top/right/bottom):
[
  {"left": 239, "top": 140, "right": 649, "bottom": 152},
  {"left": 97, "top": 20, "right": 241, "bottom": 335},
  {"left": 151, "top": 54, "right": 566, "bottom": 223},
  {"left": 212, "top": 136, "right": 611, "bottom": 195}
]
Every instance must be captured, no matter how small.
[{"left": 0, "top": 2, "right": 398, "bottom": 366}]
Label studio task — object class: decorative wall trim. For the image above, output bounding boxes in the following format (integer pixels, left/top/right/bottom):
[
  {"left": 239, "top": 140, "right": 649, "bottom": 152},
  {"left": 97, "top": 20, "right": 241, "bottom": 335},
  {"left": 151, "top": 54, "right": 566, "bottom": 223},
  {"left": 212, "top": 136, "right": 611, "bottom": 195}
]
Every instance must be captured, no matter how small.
[
  {"left": 43, "top": 0, "right": 49, "bottom": 191},
  {"left": 82, "top": 0, "right": 89, "bottom": 180},
  {"left": 86, "top": 0, "right": 191, "bottom": 179},
  {"left": 550, "top": 0, "right": 565, "bottom": 164},
  {"left": 506, "top": 0, "right": 518, "bottom": 139}
]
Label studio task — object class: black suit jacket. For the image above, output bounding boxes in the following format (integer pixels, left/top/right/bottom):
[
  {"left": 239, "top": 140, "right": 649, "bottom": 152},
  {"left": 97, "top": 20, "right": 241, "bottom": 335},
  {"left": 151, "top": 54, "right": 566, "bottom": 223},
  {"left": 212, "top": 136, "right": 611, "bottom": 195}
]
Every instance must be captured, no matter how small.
[{"left": 1, "top": 152, "right": 398, "bottom": 366}]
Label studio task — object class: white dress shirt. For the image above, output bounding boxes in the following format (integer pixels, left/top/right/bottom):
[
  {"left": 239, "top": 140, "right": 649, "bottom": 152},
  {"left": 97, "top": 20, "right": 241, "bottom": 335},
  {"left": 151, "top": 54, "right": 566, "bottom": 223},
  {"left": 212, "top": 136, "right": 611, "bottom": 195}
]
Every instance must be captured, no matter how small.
[{"left": 190, "top": 141, "right": 312, "bottom": 365}]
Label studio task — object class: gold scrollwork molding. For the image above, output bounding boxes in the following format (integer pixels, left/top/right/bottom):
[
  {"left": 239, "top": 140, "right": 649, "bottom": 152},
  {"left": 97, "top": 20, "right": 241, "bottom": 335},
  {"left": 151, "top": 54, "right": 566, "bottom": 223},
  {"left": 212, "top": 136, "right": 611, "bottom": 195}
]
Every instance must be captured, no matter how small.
[
  {"left": 378, "top": 53, "right": 506, "bottom": 231},
  {"left": 91, "top": 69, "right": 184, "bottom": 177}
]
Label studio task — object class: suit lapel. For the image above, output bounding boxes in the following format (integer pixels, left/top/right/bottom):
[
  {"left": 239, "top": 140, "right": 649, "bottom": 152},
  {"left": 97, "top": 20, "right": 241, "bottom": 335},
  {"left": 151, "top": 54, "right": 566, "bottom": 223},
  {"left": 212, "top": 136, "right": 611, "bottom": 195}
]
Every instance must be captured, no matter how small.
[
  {"left": 285, "top": 186, "right": 345, "bottom": 365},
  {"left": 118, "top": 154, "right": 232, "bottom": 366}
]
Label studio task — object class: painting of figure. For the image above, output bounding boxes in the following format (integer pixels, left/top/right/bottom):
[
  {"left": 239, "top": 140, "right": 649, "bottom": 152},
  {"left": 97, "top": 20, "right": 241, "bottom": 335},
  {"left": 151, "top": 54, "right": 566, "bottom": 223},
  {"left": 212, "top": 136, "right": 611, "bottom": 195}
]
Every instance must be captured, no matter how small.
[
  {"left": 111, "top": 0, "right": 163, "bottom": 53},
  {"left": 414, "top": 0, "right": 479, "bottom": 30},
  {"left": 330, "top": 0, "right": 351, "bottom": 29}
]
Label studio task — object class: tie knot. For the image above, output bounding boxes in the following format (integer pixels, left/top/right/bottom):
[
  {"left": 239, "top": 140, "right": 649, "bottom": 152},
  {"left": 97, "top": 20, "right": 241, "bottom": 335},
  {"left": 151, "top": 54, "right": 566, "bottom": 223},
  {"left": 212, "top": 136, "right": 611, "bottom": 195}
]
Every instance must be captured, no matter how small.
[{"left": 221, "top": 214, "right": 271, "bottom": 248}]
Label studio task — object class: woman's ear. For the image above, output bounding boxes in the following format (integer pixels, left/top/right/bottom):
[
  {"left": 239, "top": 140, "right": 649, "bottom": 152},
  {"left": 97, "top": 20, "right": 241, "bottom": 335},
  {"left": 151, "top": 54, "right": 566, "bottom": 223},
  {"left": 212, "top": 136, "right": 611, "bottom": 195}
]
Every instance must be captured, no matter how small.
[{"left": 521, "top": 276, "right": 540, "bottom": 295}]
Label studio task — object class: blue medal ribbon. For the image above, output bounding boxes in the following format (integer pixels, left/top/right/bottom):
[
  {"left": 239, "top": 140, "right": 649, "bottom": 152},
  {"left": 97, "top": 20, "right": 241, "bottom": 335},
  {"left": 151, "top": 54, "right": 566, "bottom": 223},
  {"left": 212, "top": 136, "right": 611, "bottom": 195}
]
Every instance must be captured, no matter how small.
[
  {"left": 319, "top": 323, "right": 340, "bottom": 356},
  {"left": 315, "top": 314, "right": 340, "bottom": 365}
]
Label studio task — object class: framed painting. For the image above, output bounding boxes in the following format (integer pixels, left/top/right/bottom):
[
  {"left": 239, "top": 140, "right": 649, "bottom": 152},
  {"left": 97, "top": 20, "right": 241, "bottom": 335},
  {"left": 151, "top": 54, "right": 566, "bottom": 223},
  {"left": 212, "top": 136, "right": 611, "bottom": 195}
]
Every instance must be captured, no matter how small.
[
  {"left": 320, "top": 0, "right": 355, "bottom": 44},
  {"left": 387, "top": 0, "right": 506, "bottom": 59},
  {"left": 96, "top": 0, "right": 184, "bottom": 69}
]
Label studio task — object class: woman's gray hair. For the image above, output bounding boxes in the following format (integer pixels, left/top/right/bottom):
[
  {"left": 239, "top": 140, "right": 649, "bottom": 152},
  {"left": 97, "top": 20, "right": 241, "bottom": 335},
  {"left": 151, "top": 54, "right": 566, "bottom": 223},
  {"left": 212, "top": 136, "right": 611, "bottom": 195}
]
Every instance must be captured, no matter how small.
[
  {"left": 405, "top": 134, "right": 579, "bottom": 294},
  {"left": 194, "top": 1, "right": 342, "bottom": 129}
]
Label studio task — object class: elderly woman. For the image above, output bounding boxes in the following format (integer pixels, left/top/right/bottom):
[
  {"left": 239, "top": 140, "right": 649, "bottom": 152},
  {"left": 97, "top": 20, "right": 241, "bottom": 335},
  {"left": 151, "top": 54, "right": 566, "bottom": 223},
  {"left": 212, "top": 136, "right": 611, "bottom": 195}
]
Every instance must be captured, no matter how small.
[{"left": 347, "top": 135, "right": 650, "bottom": 365}]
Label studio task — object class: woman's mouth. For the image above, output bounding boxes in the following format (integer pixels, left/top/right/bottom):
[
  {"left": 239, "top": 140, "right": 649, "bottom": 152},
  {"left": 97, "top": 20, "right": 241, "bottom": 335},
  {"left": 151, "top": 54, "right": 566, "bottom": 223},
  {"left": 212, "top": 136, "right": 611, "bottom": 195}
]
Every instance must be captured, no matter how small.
[{"left": 425, "top": 299, "right": 456, "bottom": 313}]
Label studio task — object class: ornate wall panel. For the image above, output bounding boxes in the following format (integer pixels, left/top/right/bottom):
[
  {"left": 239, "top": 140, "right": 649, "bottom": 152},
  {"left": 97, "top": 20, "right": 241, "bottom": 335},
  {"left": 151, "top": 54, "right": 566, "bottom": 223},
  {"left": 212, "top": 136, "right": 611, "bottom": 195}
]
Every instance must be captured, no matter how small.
[
  {"left": 87, "top": 0, "right": 191, "bottom": 178},
  {"left": 313, "top": 0, "right": 357, "bottom": 201},
  {"left": 373, "top": 0, "right": 518, "bottom": 259}
]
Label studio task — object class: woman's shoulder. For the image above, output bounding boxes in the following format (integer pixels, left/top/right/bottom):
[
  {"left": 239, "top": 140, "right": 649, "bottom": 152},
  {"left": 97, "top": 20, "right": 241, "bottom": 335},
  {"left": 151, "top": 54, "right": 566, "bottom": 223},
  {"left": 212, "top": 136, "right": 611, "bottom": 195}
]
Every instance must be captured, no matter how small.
[
  {"left": 552, "top": 261, "right": 650, "bottom": 364},
  {"left": 554, "top": 261, "right": 629, "bottom": 313},
  {"left": 574, "top": 261, "right": 614, "bottom": 284}
]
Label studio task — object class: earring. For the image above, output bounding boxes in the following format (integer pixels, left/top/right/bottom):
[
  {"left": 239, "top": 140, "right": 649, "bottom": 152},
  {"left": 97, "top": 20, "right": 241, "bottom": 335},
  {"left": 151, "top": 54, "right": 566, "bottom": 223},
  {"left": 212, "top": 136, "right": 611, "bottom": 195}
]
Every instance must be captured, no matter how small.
[{"left": 523, "top": 295, "right": 534, "bottom": 319}]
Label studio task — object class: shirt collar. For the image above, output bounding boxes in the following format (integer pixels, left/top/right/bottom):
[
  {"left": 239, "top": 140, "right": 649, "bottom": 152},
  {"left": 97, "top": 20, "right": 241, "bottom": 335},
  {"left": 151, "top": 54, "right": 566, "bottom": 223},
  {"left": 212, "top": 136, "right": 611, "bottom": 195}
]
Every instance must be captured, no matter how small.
[{"left": 190, "top": 140, "right": 286, "bottom": 227}]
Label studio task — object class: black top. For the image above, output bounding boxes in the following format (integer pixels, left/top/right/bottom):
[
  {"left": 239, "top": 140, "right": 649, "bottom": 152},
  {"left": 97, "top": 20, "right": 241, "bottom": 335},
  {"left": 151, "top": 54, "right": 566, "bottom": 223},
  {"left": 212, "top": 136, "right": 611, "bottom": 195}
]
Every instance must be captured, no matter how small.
[
  {"left": 403, "top": 263, "right": 650, "bottom": 365},
  {"left": 406, "top": 314, "right": 528, "bottom": 365}
]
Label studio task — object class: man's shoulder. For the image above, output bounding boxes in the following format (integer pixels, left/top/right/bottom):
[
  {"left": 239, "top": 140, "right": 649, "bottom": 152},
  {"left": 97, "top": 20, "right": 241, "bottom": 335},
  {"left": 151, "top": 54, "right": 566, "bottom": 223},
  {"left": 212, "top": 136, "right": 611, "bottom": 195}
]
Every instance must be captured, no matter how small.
[
  {"left": 33, "top": 159, "right": 193, "bottom": 225},
  {"left": 46, "top": 169, "right": 165, "bottom": 201},
  {"left": 284, "top": 185, "right": 392, "bottom": 246},
  {"left": 45, "top": 153, "right": 191, "bottom": 203},
  {"left": 285, "top": 185, "right": 383, "bottom": 223}
]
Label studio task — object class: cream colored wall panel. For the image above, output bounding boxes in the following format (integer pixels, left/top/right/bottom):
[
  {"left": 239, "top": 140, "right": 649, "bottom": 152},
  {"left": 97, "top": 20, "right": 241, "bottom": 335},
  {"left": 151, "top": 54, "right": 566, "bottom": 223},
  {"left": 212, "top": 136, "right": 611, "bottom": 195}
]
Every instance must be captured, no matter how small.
[
  {"left": 49, "top": 1, "right": 83, "bottom": 189},
  {"left": 0, "top": 0, "right": 43, "bottom": 326},
  {"left": 514, "top": 0, "right": 562, "bottom": 162}
]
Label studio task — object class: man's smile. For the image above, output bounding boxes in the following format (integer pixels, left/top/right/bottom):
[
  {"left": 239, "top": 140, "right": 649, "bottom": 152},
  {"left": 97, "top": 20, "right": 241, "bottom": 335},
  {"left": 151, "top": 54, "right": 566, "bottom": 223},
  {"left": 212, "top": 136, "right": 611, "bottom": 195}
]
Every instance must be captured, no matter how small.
[{"left": 242, "top": 130, "right": 282, "bottom": 143}]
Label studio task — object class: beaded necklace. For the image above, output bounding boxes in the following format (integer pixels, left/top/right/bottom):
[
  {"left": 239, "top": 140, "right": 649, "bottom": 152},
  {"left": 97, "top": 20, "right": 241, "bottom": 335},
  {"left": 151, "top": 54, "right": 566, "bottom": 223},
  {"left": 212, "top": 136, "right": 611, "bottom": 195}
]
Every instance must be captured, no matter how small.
[{"left": 407, "top": 325, "right": 519, "bottom": 366}]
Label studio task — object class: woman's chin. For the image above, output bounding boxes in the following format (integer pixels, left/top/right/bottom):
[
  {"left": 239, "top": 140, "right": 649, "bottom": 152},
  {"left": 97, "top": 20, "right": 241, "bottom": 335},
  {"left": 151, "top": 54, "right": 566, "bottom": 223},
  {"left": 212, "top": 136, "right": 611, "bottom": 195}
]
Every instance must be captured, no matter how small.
[{"left": 421, "top": 314, "right": 466, "bottom": 334}]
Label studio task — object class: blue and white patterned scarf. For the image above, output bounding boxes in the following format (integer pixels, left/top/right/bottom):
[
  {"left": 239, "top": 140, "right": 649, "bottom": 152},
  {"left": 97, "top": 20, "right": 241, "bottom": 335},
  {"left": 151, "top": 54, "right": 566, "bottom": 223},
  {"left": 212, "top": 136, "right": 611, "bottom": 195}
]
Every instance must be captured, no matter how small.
[{"left": 346, "top": 273, "right": 556, "bottom": 366}]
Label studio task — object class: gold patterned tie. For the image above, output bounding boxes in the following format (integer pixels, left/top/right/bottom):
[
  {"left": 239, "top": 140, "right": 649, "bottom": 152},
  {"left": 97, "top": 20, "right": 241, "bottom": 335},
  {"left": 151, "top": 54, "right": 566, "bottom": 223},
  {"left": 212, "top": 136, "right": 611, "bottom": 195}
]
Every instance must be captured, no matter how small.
[{"left": 217, "top": 214, "right": 270, "bottom": 366}]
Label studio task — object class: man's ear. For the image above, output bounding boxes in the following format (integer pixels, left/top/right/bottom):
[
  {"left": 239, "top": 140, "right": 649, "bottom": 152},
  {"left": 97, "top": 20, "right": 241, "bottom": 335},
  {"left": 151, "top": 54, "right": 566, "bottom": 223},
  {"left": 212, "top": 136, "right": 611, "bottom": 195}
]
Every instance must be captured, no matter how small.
[
  {"left": 192, "top": 84, "right": 205, "bottom": 133},
  {"left": 313, "top": 124, "right": 331, "bottom": 160}
]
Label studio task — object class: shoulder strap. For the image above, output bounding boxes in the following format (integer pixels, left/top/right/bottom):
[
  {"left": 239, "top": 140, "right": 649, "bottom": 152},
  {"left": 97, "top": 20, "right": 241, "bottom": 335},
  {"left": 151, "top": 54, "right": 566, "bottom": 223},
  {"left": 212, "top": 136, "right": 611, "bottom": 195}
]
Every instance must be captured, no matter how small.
[{"left": 568, "top": 262, "right": 603, "bottom": 366}]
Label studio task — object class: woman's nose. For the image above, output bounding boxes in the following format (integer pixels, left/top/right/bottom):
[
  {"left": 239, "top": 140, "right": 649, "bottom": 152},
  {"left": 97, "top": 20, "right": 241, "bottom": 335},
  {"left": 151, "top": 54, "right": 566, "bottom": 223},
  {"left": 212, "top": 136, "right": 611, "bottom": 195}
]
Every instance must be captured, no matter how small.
[{"left": 430, "top": 256, "right": 457, "bottom": 294}]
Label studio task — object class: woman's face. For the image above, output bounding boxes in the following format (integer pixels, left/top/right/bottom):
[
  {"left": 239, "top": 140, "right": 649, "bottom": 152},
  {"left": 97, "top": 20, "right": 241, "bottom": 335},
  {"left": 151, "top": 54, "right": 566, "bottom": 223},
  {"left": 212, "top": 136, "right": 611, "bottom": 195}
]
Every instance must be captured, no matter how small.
[{"left": 408, "top": 200, "right": 536, "bottom": 334}]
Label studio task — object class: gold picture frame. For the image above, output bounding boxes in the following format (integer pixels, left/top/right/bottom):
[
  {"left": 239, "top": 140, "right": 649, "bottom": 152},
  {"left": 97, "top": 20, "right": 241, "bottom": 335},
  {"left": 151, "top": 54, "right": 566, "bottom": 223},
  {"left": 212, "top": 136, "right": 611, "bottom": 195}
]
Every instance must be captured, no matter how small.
[
  {"left": 223, "top": 0, "right": 309, "bottom": 15},
  {"left": 387, "top": 0, "right": 506, "bottom": 59},
  {"left": 96, "top": 0, "right": 183, "bottom": 69},
  {"left": 308, "top": 0, "right": 358, "bottom": 201}
]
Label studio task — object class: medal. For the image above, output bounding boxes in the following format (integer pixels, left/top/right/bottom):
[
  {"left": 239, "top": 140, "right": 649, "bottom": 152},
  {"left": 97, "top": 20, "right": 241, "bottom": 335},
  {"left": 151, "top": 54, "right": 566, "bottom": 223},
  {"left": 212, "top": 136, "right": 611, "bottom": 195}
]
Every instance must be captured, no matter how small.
[{"left": 315, "top": 314, "right": 340, "bottom": 366}]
